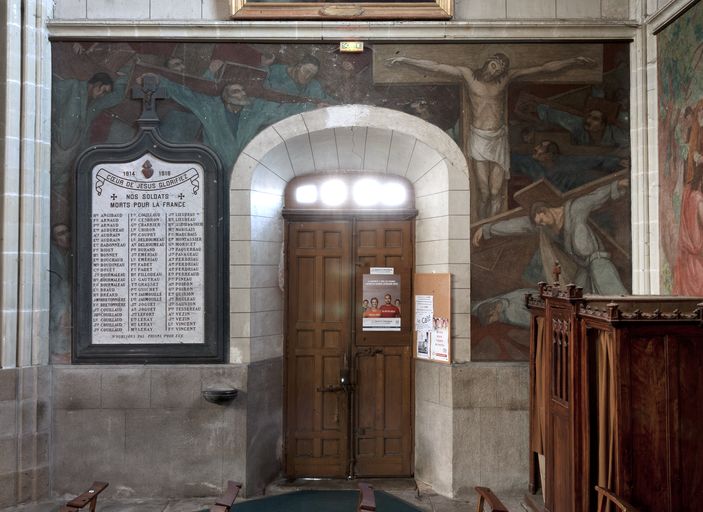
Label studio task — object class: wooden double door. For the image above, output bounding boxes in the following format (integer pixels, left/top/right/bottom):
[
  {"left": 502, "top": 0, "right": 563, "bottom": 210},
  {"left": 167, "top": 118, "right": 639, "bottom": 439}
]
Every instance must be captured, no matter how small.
[{"left": 285, "top": 218, "right": 414, "bottom": 478}]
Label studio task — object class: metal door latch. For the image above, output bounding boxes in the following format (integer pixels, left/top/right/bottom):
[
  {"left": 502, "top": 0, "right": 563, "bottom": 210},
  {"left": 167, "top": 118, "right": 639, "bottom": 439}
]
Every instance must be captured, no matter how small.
[{"left": 317, "top": 384, "right": 345, "bottom": 393}]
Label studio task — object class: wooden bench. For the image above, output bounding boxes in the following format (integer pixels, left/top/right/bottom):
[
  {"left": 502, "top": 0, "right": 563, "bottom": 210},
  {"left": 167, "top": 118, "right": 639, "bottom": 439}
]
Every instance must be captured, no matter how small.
[
  {"left": 59, "top": 482, "right": 108, "bottom": 512},
  {"left": 474, "top": 487, "right": 509, "bottom": 512},
  {"left": 210, "top": 481, "right": 242, "bottom": 512},
  {"left": 595, "top": 486, "right": 642, "bottom": 512},
  {"left": 357, "top": 482, "right": 376, "bottom": 512}
]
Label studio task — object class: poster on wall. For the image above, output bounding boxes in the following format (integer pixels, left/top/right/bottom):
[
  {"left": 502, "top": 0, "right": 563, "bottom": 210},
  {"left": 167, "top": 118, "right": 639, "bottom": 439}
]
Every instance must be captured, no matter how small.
[
  {"left": 413, "top": 273, "right": 451, "bottom": 363},
  {"left": 415, "top": 294, "right": 433, "bottom": 359},
  {"left": 417, "top": 330, "right": 431, "bottom": 359},
  {"left": 431, "top": 327, "right": 450, "bottom": 362},
  {"left": 362, "top": 271, "right": 401, "bottom": 331},
  {"left": 415, "top": 294, "right": 433, "bottom": 331}
]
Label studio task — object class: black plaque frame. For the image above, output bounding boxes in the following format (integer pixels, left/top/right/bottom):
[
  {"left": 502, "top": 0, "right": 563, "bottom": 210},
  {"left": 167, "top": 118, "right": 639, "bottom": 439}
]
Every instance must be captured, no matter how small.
[{"left": 73, "top": 123, "right": 228, "bottom": 364}]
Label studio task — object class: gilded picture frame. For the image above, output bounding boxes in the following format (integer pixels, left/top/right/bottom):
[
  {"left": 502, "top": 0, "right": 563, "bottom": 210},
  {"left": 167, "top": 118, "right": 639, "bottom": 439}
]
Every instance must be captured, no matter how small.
[{"left": 230, "top": 0, "right": 452, "bottom": 20}]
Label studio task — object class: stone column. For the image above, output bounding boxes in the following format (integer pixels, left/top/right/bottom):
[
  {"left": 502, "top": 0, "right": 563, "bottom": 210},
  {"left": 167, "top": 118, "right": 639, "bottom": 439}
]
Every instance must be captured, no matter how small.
[
  {"left": 0, "top": 0, "right": 53, "bottom": 507},
  {"left": 0, "top": 0, "right": 52, "bottom": 369}
]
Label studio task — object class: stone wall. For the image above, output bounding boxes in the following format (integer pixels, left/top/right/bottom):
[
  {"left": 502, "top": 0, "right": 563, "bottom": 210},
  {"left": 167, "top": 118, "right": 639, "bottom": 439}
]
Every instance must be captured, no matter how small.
[
  {"left": 0, "top": 367, "right": 52, "bottom": 508},
  {"left": 415, "top": 361, "right": 529, "bottom": 498},
  {"left": 51, "top": 365, "right": 252, "bottom": 498},
  {"left": 52, "top": 0, "right": 633, "bottom": 21},
  {"left": 244, "top": 358, "right": 283, "bottom": 496},
  {"left": 451, "top": 363, "right": 529, "bottom": 498},
  {"left": 415, "top": 361, "right": 454, "bottom": 496}
]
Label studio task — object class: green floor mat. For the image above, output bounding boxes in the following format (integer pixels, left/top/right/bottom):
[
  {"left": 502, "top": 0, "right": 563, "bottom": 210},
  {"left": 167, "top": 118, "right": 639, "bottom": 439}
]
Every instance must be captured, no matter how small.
[{"left": 232, "top": 490, "right": 421, "bottom": 512}]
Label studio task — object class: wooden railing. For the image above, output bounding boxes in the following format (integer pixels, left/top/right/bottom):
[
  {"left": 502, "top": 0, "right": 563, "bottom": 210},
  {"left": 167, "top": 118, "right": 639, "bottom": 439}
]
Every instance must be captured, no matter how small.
[
  {"left": 59, "top": 482, "right": 108, "bottom": 512},
  {"left": 474, "top": 486, "right": 509, "bottom": 512},
  {"left": 357, "top": 482, "right": 376, "bottom": 511},
  {"left": 211, "top": 480, "right": 242, "bottom": 512}
]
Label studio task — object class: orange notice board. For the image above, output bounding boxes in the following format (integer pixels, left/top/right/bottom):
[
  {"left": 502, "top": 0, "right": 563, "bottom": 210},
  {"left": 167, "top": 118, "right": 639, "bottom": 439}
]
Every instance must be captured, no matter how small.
[{"left": 413, "top": 273, "right": 451, "bottom": 363}]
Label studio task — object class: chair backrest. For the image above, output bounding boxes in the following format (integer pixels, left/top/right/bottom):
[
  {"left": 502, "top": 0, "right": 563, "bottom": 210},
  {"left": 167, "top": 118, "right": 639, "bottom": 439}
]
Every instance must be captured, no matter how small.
[
  {"left": 211, "top": 480, "right": 242, "bottom": 512},
  {"left": 595, "top": 486, "right": 642, "bottom": 512},
  {"left": 59, "top": 481, "right": 109, "bottom": 512},
  {"left": 357, "top": 482, "right": 376, "bottom": 512},
  {"left": 474, "top": 486, "right": 509, "bottom": 512}
]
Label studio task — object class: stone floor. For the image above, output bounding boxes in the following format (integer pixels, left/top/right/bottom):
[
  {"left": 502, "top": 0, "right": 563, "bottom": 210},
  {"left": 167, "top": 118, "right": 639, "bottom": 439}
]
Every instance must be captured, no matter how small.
[{"left": 1, "top": 479, "right": 535, "bottom": 512}]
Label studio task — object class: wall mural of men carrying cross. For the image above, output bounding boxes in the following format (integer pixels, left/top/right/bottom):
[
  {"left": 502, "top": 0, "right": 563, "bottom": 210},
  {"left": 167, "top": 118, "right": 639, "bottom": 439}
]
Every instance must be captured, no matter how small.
[{"left": 49, "top": 41, "right": 631, "bottom": 362}]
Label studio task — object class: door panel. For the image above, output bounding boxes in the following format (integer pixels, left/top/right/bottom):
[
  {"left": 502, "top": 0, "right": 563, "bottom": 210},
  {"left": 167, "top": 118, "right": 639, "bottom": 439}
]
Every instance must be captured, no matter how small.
[
  {"left": 546, "top": 310, "right": 574, "bottom": 512},
  {"left": 286, "top": 222, "right": 351, "bottom": 477},
  {"left": 286, "top": 218, "right": 414, "bottom": 478},
  {"left": 354, "top": 346, "right": 412, "bottom": 476},
  {"left": 353, "top": 220, "right": 414, "bottom": 476}
]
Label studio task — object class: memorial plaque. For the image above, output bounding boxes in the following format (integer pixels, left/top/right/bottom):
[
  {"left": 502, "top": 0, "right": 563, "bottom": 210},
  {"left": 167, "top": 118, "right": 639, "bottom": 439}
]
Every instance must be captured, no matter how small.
[
  {"left": 91, "top": 156, "right": 205, "bottom": 344},
  {"left": 73, "top": 75, "right": 226, "bottom": 363}
]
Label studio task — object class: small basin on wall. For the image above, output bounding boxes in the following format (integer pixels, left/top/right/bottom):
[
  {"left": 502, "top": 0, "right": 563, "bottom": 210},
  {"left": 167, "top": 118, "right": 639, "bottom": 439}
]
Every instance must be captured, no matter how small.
[{"left": 202, "top": 387, "right": 239, "bottom": 405}]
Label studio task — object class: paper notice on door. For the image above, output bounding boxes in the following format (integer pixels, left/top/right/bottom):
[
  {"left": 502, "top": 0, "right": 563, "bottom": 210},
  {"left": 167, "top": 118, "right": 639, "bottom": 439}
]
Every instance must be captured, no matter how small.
[{"left": 370, "top": 267, "right": 394, "bottom": 275}]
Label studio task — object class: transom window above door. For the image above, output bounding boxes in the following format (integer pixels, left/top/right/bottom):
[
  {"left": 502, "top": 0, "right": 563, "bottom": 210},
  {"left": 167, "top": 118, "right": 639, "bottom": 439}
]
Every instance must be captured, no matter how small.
[{"left": 285, "top": 173, "right": 415, "bottom": 212}]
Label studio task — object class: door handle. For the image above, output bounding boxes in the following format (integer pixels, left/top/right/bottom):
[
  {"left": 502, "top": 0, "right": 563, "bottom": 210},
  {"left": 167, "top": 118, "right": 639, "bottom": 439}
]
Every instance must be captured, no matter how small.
[
  {"left": 317, "top": 365, "right": 353, "bottom": 393},
  {"left": 340, "top": 367, "right": 352, "bottom": 393}
]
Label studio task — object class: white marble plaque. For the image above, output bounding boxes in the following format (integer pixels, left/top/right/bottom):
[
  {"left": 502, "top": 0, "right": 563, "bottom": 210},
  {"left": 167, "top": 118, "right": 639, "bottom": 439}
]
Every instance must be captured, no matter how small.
[{"left": 91, "top": 154, "right": 205, "bottom": 344}]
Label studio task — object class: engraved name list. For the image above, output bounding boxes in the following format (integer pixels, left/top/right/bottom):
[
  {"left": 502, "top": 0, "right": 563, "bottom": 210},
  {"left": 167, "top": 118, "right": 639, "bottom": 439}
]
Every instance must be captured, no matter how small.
[{"left": 91, "top": 156, "right": 205, "bottom": 344}]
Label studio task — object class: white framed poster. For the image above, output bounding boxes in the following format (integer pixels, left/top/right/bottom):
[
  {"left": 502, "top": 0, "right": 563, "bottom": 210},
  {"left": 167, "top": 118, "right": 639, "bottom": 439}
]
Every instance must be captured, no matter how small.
[
  {"left": 431, "top": 328, "right": 450, "bottom": 362},
  {"left": 362, "top": 273, "right": 401, "bottom": 331}
]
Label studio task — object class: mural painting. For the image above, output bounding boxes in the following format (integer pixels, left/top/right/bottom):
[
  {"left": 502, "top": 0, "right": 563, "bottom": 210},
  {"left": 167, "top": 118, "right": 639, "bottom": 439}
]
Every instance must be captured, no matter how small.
[
  {"left": 463, "top": 43, "right": 631, "bottom": 360},
  {"left": 657, "top": 0, "right": 703, "bottom": 295},
  {"left": 49, "top": 42, "right": 631, "bottom": 362}
]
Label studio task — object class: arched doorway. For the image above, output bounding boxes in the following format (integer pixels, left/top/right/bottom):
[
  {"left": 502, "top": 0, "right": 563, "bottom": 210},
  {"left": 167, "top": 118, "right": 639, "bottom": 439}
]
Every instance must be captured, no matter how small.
[
  {"left": 283, "top": 173, "right": 416, "bottom": 478},
  {"left": 228, "top": 104, "right": 470, "bottom": 486}
]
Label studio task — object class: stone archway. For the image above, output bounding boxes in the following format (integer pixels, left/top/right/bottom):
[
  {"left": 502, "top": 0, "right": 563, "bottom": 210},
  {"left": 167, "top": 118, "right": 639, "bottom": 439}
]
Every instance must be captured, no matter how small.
[
  {"left": 229, "top": 104, "right": 469, "bottom": 364},
  {"left": 228, "top": 104, "right": 470, "bottom": 495}
]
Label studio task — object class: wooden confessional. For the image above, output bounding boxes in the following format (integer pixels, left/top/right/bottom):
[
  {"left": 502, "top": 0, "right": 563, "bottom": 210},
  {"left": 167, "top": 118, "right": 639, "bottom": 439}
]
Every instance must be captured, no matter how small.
[{"left": 527, "top": 281, "right": 703, "bottom": 512}]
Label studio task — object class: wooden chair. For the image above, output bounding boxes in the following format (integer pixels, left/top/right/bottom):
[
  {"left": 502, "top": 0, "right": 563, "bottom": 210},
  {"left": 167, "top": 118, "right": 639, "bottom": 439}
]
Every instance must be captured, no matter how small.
[
  {"left": 210, "top": 480, "right": 242, "bottom": 512},
  {"left": 357, "top": 482, "right": 376, "bottom": 512},
  {"left": 595, "top": 486, "right": 642, "bottom": 512},
  {"left": 474, "top": 486, "right": 509, "bottom": 512},
  {"left": 59, "top": 482, "right": 108, "bottom": 512}
]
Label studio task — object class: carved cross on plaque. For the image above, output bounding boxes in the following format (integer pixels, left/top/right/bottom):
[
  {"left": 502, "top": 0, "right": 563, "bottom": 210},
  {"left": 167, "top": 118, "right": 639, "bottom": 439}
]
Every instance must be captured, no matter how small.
[{"left": 132, "top": 73, "right": 167, "bottom": 124}]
